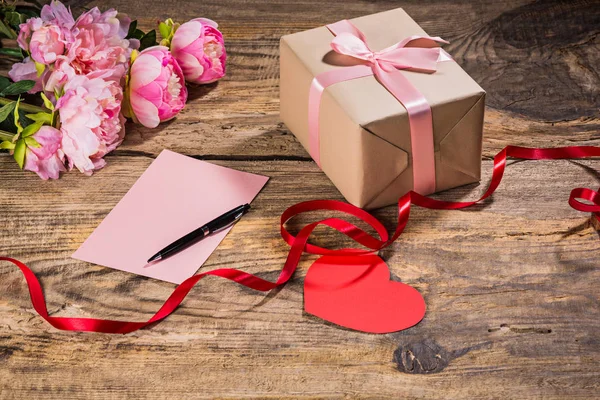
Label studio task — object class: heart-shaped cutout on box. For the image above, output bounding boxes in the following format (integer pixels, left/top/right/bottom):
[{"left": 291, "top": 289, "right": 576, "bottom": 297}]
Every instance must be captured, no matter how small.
[{"left": 304, "top": 254, "right": 425, "bottom": 333}]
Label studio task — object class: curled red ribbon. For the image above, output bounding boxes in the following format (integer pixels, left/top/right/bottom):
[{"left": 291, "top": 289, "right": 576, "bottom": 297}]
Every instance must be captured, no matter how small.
[{"left": 1, "top": 145, "right": 599, "bottom": 333}]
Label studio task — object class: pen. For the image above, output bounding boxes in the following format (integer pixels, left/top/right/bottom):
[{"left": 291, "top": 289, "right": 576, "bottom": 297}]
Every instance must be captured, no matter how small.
[{"left": 147, "top": 203, "right": 251, "bottom": 263}]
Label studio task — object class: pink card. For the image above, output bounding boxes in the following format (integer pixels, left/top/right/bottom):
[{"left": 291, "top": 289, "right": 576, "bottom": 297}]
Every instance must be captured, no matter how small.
[{"left": 73, "top": 150, "right": 269, "bottom": 284}]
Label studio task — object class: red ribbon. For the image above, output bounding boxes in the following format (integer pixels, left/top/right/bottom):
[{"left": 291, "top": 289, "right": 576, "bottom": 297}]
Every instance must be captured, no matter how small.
[{"left": 1, "top": 145, "right": 599, "bottom": 333}]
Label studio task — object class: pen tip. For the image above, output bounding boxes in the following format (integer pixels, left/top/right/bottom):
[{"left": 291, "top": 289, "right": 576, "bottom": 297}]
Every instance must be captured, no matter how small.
[{"left": 147, "top": 254, "right": 162, "bottom": 263}]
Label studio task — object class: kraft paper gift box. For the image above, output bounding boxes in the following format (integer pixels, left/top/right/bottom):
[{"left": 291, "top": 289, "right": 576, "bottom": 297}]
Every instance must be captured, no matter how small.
[{"left": 280, "top": 8, "right": 485, "bottom": 209}]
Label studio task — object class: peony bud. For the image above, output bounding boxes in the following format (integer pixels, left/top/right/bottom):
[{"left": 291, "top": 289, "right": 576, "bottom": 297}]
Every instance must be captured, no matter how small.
[
  {"left": 169, "top": 18, "right": 226, "bottom": 84},
  {"left": 125, "top": 46, "right": 188, "bottom": 128}
]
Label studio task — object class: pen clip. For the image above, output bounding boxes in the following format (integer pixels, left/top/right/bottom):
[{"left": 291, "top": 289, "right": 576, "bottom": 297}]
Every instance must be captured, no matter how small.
[{"left": 211, "top": 211, "right": 245, "bottom": 234}]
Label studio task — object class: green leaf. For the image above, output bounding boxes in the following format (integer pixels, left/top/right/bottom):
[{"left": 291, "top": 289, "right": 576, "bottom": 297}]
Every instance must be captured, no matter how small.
[
  {"left": 25, "top": 112, "right": 51, "bottom": 125},
  {"left": 125, "top": 19, "right": 145, "bottom": 41},
  {"left": 5, "top": 12, "right": 24, "bottom": 29},
  {"left": 126, "top": 20, "right": 137, "bottom": 38},
  {"left": 13, "top": 98, "right": 23, "bottom": 136},
  {"left": 131, "top": 29, "right": 145, "bottom": 40},
  {"left": 18, "top": 110, "right": 33, "bottom": 130},
  {"left": 13, "top": 139, "right": 26, "bottom": 169},
  {"left": 15, "top": 6, "right": 41, "bottom": 19},
  {"left": 24, "top": 136, "right": 41, "bottom": 148},
  {"left": 0, "top": 19, "right": 16, "bottom": 39},
  {"left": 1, "top": 80, "right": 36, "bottom": 96},
  {"left": 0, "top": 48, "right": 24, "bottom": 59},
  {"left": 0, "top": 101, "right": 16, "bottom": 124},
  {"left": 158, "top": 22, "right": 170, "bottom": 39},
  {"left": 21, "top": 121, "right": 43, "bottom": 137},
  {"left": 139, "top": 30, "right": 157, "bottom": 50},
  {"left": 0, "top": 140, "right": 15, "bottom": 150},
  {"left": 0, "top": 129, "right": 15, "bottom": 141},
  {"left": 0, "top": 76, "right": 10, "bottom": 92},
  {"left": 0, "top": 98, "right": 33, "bottom": 135},
  {"left": 40, "top": 92, "right": 54, "bottom": 111}
]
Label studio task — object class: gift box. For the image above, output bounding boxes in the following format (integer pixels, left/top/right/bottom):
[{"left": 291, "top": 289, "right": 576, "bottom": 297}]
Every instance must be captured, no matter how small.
[{"left": 280, "top": 8, "right": 485, "bottom": 209}]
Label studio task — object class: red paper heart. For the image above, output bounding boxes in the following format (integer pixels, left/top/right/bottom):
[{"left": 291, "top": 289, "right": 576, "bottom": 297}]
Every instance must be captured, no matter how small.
[{"left": 304, "top": 254, "right": 426, "bottom": 333}]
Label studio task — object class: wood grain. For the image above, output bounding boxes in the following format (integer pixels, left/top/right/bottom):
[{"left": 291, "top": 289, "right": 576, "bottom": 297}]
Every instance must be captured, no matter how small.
[{"left": 1, "top": 0, "right": 599, "bottom": 398}]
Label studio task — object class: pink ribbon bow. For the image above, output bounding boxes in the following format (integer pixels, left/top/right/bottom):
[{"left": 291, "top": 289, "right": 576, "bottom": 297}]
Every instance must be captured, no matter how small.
[{"left": 308, "top": 20, "right": 452, "bottom": 195}]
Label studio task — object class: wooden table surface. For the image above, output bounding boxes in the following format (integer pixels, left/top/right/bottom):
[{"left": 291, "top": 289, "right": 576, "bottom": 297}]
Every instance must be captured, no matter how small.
[{"left": 1, "top": 0, "right": 599, "bottom": 398}]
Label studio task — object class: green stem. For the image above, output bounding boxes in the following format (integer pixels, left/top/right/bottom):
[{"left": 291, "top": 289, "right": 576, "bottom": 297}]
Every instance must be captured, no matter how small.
[
  {"left": 0, "top": 130, "right": 14, "bottom": 141},
  {"left": 0, "top": 97, "right": 47, "bottom": 114}
]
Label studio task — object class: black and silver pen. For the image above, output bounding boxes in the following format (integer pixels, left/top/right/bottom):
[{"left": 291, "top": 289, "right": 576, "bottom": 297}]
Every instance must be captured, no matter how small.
[{"left": 147, "top": 203, "right": 251, "bottom": 263}]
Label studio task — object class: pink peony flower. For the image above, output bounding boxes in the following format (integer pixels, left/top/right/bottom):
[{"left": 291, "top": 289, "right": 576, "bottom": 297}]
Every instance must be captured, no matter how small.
[
  {"left": 67, "top": 7, "right": 135, "bottom": 81},
  {"left": 29, "top": 23, "right": 65, "bottom": 65},
  {"left": 8, "top": 57, "right": 44, "bottom": 93},
  {"left": 17, "top": 16, "right": 67, "bottom": 66},
  {"left": 170, "top": 18, "right": 226, "bottom": 84},
  {"left": 17, "top": 2, "right": 74, "bottom": 65},
  {"left": 57, "top": 70, "right": 125, "bottom": 175},
  {"left": 16, "top": 17, "right": 40, "bottom": 53},
  {"left": 43, "top": 56, "right": 75, "bottom": 93},
  {"left": 24, "top": 126, "right": 66, "bottom": 180},
  {"left": 126, "top": 46, "right": 188, "bottom": 128},
  {"left": 11, "top": 1, "right": 136, "bottom": 95},
  {"left": 40, "top": 0, "right": 75, "bottom": 30}
]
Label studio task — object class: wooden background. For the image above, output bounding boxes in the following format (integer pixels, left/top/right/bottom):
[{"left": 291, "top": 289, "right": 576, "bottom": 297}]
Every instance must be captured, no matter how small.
[{"left": 1, "top": 0, "right": 599, "bottom": 398}]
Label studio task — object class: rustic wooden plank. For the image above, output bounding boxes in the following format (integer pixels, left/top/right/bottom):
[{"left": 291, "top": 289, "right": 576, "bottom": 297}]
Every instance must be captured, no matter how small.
[
  {"left": 1, "top": 154, "right": 599, "bottom": 398},
  {"left": 3, "top": 0, "right": 596, "bottom": 160},
  {"left": 114, "top": 0, "right": 599, "bottom": 159}
]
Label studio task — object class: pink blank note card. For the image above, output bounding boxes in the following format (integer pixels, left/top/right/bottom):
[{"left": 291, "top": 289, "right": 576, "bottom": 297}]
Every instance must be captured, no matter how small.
[{"left": 72, "top": 149, "right": 269, "bottom": 284}]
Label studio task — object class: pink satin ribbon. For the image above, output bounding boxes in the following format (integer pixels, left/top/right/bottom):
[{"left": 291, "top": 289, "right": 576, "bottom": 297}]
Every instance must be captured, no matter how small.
[{"left": 308, "top": 20, "right": 452, "bottom": 195}]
